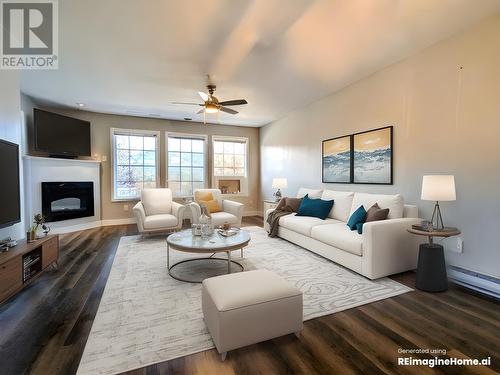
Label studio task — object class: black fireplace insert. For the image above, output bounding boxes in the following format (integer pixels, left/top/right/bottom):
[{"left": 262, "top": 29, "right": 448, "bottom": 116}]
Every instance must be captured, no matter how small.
[{"left": 41, "top": 182, "right": 94, "bottom": 222}]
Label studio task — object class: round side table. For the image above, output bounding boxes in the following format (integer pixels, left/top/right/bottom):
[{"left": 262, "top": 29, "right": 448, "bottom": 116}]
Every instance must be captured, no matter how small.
[{"left": 407, "top": 227, "right": 461, "bottom": 292}]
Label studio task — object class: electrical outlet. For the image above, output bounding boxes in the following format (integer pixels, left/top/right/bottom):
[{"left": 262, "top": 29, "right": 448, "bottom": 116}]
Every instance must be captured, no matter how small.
[
  {"left": 123, "top": 204, "right": 129, "bottom": 211},
  {"left": 102, "top": 155, "right": 107, "bottom": 162},
  {"left": 457, "top": 237, "right": 463, "bottom": 253}
]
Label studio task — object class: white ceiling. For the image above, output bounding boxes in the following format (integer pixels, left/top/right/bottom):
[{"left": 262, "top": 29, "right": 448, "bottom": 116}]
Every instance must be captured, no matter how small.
[{"left": 21, "top": 0, "right": 500, "bottom": 127}]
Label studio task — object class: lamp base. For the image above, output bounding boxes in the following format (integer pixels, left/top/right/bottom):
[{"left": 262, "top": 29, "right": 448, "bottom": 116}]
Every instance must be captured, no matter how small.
[
  {"left": 273, "top": 189, "right": 282, "bottom": 202},
  {"left": 430, "top": 201, "right": 445, "bottom": 230}
]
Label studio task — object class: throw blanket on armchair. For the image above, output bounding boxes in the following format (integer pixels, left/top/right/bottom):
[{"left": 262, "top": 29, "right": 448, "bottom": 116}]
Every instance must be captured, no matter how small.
[{"left": 267, "top": 197, "right": 302, "bottom": 237}]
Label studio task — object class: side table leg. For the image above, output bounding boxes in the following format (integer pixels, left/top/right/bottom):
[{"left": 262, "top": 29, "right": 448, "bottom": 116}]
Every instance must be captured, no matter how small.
[
  {"left": 241, "top": 248, "right": 243, "bottom": 258},
  {"left": 227, "top": 251, "right": 231, "bottom": 274},
  {"left": 167, "top": 243, "right": 170, "bottom": 269}
]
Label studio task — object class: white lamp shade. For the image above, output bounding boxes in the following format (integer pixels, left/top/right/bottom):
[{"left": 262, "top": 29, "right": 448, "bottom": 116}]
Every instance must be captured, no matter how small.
[
  {"left": 272, "top": 178, "right": 288, "bottom": 189},
  {"left": 421, "top": 175, "right": 456, "bottom": 201}
]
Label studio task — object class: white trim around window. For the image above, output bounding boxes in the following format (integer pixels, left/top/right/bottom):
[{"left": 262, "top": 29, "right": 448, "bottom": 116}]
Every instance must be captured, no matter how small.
[
  {"left": 212, "top": 135, "right": 249, "bottom": 196},
  {"left": 110, "top": 128, "right": 160, "bottom": 202},
  {"left": 165, "top": 132, "right": 208, "bottom": 198}
]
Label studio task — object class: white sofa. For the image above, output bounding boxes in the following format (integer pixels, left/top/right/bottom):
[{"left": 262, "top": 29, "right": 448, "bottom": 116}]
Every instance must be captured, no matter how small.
[
  {"left": 133, "top": 188, "right": 185, "bottom": 234},
  {"left": 264, "top": 188, "right": 422, "bottom": 279},
  {"left": 189, "top": 189, "right": 244, "bottom": 227}
]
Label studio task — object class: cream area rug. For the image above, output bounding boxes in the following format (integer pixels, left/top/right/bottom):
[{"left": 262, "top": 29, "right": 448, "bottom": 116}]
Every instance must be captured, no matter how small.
[{"left": 77, "top": 226, "right": 411, "bottom": 375}]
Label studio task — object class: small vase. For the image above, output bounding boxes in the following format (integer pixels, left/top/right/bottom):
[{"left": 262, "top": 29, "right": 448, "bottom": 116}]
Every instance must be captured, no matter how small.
[{"left": 199, "top": 205, "right": 213, "bottom": 238}]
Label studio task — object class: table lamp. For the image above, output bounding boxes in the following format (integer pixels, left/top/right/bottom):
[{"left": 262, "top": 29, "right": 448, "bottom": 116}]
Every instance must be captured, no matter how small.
[
  {"left": 421, "top": 175, "right": 456, "bottom": 230},
  {"left": 272, "top": 178, "right": 287, "bottom": 202}
]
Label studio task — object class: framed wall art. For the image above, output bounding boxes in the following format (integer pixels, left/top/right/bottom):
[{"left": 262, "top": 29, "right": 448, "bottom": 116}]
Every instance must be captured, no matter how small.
[
  {"left": 352, "top": 126, "right": 393, "bottom": 184},
  {"left": 322, "top": 135, "right": 352, "bottom": 183}
]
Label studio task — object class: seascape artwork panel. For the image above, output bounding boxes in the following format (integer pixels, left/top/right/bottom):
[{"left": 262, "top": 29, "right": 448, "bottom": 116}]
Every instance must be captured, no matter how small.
[
  {"left": 353, "top": 127, "right": 392, "bottom": 184},
  {"left": 322, "top": 136, "right": 351, "bottom": 183}
]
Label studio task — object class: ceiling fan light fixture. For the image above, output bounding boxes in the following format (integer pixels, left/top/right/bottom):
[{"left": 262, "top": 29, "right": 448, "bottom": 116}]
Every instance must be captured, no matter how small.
[{"left": 204, "top": 103, "right": 219, "bottom": 113}]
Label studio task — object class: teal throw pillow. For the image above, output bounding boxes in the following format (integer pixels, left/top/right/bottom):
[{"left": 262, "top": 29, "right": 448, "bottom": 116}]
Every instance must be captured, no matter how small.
[
  {"left": 347, "top": 205, "right": 367, "bottom": 230},
  {"left": 296, "top": 194, "right": 334, "bottom": 220}
]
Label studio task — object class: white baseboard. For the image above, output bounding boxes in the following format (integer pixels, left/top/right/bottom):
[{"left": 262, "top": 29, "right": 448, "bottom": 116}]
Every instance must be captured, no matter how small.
[
  {"left": 50, "top": 221, "right": 103, "bottom": 234},
  {"left": 101, "top": 218, "right": 136, "bottom": 226},
  {"left": 50, "top": 218, "right": 137, "bottom": 234},
  {"left": 243, "top": 211, "right": 263, "bottom": 217}
]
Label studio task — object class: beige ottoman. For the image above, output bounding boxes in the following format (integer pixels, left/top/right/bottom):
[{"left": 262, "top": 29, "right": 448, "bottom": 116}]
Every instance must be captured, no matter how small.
[{"left": 202, "top": 269, "right": 303, "bottom": 360}]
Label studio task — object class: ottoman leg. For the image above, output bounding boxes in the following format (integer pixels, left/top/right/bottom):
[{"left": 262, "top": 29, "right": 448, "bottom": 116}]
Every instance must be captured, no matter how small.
[{"left": 221, "top": 352, "right": 227, "bottom": 361}]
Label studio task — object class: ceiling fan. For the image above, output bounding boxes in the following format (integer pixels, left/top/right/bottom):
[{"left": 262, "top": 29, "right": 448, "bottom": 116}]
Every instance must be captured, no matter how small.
[{"left": 172, "top": 83, "right": 248, "bottom": 116}]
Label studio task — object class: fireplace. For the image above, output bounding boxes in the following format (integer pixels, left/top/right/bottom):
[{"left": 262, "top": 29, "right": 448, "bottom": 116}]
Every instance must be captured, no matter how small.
[{"left": 41, "top": 182, "right": 94, "bottom": 222}]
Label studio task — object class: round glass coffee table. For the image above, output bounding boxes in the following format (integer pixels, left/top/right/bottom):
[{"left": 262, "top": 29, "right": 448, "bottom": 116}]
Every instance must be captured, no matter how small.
[{"left": 166, "top": 229, "right": 251, "bottom": 283}]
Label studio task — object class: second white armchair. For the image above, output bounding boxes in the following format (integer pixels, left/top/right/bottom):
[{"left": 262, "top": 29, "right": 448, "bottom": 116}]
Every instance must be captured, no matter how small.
[{"left": 189, "top": 189, "right": 244, "bottom": 227}]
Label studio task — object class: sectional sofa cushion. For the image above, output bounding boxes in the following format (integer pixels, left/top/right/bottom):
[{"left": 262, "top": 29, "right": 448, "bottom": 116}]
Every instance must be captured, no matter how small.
[
  {"left": 311, "top": 223, "right": 363, "bottom": 256},
  {"left": 349, "top": 193, "right": 404, "bottom": 220},
  {"left": 321, "top": 190, "right": 355, "bottom": 222},
  {"left": 296, "top": 188, "right": 323, "bottom": 199},
  {"left": 296, "top": 194, "right": 334, "bottom": 220},
  {"left": 279, "top": 214, "right": 341, "bottom": 236}
]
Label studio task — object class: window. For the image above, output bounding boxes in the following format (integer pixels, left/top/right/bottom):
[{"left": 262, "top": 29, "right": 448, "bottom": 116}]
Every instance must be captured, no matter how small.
[
  {"left": 167, "top": 134, "right": 206, "bottom": 197},
  {"left": 213, "top": 138, "right": 247, "bottom": 177},
  {"left": 111, "top": 129, "right": 159, "bottom": 200}
]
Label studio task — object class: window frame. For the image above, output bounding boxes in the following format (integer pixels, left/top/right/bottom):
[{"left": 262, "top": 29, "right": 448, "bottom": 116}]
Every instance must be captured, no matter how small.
[
  {"left": 110, "top": 127, "right": 160, "bottom": 202},
  {"left": 165, "top": 132, "right": 208, "bottom": 198},
  {"left": 211, "top": 135, "right": 249, "bottom": 197},
  {"left": 212, "top": 135, "right": 249, "bottom": 178}
]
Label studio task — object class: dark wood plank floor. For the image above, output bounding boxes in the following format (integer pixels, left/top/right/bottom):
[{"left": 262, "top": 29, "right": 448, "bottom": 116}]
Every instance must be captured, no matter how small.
[{"left": 0, "top": 217, "right": 498, "bottom": 375}]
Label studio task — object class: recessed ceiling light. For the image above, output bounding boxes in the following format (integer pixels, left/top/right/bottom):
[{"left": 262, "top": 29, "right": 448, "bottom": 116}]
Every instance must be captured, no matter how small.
[
  {"left": 184, "top": 117, "right": 192, "bottom": 121},
  {"left": 76, "top": 103, "right": 85, "bottom": 107}
]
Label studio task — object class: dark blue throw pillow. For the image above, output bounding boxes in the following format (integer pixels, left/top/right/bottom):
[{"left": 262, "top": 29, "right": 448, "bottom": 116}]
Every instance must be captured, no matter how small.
[
  {"left": 356, "top": 222, "right": 364, "bottom": 234},
  {"left": 347, "top": 205, "right": 367, "bottom": 230},
  {"left": 296, "top": 194, "right": 334, "bottom": 220}
]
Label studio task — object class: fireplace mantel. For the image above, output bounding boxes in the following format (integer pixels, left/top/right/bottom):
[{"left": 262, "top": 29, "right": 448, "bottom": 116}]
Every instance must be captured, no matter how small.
[{"left": 24, "top": 156, "right": 101, "bottom": 234}]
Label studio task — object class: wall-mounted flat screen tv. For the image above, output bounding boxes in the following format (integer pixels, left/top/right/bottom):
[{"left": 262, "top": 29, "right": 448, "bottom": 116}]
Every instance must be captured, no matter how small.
[
  {"left": 0, "top": 139, "right": 21, "bottom": 229},
  {"left": 34, "top": 109, "right": 91, "bottom": 157}
]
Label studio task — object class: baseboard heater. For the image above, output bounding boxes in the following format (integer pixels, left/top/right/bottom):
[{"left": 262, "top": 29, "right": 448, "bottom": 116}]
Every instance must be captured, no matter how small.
[{"left": 448, "top": 266, "right": 500, "bottom": 299}]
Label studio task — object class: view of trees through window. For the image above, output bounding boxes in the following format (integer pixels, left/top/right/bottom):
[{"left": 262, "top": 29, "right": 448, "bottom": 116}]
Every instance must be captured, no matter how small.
[{"left": 113, "top": 132, "right": 157, "bottom": 200}]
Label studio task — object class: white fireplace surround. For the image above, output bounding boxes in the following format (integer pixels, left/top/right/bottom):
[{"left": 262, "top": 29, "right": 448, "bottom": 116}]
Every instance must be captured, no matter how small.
[{"left": 24, "top": 156, "right": 103, "bottom": 234}]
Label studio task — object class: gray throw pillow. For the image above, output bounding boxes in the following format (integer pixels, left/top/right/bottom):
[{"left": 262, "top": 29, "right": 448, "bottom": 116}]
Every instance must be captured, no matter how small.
[
  {"left": 276, "top": 197, "right": 302, "bottom": 212},
  {"left": 365, "top": 203, "right": 389, "bottom": 222}
]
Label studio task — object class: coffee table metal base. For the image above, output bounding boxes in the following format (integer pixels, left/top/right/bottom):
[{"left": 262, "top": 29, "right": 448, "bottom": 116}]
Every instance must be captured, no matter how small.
[{"left": 167, "top": 245, "right": 244, "bottom": 283}]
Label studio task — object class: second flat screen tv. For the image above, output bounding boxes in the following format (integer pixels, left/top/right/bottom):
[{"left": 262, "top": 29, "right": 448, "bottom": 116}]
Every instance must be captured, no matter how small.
[{"left": 34, "top": 109, "right": 91, "bottom": 157}]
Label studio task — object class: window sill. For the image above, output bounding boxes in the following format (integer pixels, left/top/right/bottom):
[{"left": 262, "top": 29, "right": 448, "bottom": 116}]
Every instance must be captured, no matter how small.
[{"left": 112, "top": 198, "right": 140, "bottom": 203}]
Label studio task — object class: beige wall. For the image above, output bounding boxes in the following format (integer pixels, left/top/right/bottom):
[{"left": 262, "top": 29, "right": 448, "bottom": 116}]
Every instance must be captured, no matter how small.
[
  {"left": 22, "top": 105, "right": 261, "bottom": 220},
  {"left": 260, "top": 15, "right": 500, "bottom": 277}
]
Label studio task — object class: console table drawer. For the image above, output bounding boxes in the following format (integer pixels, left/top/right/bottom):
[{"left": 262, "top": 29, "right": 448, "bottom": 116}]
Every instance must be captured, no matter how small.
[{"left": 0, "top": 257, "right": 22, "bottom": 301}]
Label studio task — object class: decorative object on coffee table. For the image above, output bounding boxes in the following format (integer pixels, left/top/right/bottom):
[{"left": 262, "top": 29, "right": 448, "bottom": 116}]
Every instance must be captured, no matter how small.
[
  {"left": 421, "top": 175, "right": 456, "bottom": 230},
  {"left": 166, "top": 228, "right": 250, "bottom": 283},
  {"left": 272, "top": 178, "right": 287, "bottom": 202},
  {"left": 408, "top": 227, "right": 460, "bottom": 292}
]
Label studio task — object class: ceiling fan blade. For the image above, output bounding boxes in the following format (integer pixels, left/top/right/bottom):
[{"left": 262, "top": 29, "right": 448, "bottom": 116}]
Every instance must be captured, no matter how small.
[
  {"left": 198, "top": 91, "right": 209, "bottom": 101},
  {"left": 196, "top": 108, "right": 205, "bottom": 114},
  {"left": 218, "top": 99, "right": 248, "bottom": 106},
  {"left": 220, "top": 106, "right": 238, "bottom": 115},
  {"left": 171, "top": 102, "right": 203, "bottom": 106}
]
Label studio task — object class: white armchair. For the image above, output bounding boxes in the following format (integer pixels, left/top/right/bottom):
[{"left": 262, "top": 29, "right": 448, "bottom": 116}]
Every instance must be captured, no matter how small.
[
  {"left": 133, "top": 188, "right": 185, "bottom": 234},
  {"left": 189, "top": 189, "right": 244, "bottom": 227}
]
